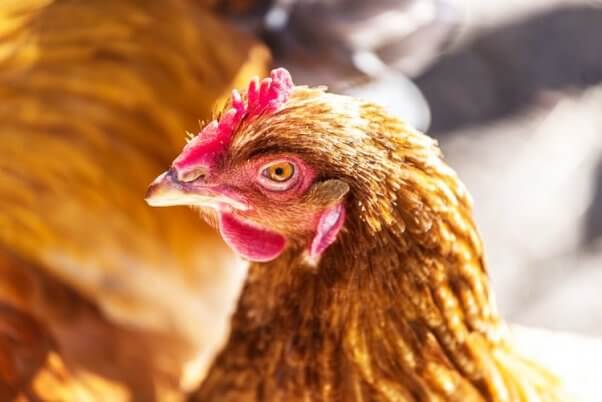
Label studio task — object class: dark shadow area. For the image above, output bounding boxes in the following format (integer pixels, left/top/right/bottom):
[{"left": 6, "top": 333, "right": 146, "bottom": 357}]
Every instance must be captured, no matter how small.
[
  {"left": 415, "top": 6, "right": 602, "bottom": 134},
  {"left": 584, "top": 157, "right": 602, "bottom": 246}
]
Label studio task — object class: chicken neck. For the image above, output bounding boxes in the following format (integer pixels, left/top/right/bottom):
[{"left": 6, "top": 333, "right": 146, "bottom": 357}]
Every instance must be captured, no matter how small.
[{"left": 193, "top": 166, "right": 562, "bottom": 402}]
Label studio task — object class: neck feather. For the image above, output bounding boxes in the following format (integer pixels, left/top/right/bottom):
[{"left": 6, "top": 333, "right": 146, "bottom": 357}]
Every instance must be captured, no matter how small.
[{"left": 194, "top": 150, "right": 563, "bottom": 402}]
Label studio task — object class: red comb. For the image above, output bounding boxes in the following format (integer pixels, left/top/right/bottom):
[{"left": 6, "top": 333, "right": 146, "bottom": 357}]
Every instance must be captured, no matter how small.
[
  {"left": 173, "top": 68, "right": 294, "bottom": 171},
  {"left": 230, "top": 67, "right": 294, "bottom": 124}
]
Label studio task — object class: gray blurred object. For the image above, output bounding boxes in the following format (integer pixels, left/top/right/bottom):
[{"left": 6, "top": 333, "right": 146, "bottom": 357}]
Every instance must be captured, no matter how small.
[
  {"left": 264, "top": 0, "right": 460, "bottom": 74},
  {"left": 257, "top": 0, "right": 462, "bottom": 130}
]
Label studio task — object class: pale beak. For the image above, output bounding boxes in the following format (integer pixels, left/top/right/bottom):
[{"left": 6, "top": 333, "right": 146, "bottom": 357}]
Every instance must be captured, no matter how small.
[{"left": 145, "top": 169, "right": 248, "bottom": 211}]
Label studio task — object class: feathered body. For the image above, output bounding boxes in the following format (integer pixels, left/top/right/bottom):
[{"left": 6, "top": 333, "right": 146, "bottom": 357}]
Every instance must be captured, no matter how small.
[
  {"left": 153, "top": 82, "right": 565, "bottom": 401},
  {"left": 0, "top": 0, "right": 268, "bottom": 400}
]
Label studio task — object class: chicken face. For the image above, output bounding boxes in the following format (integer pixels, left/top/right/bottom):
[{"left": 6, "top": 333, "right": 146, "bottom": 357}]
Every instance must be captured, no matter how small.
[{"left": 145, "top": 68, "right": 350, "bottom": 263}]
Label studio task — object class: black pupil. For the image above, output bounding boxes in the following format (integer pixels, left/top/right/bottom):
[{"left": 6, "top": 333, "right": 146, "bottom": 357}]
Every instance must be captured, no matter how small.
[{"left": 274, "top": 167, "right": 284, "bottom": 176}]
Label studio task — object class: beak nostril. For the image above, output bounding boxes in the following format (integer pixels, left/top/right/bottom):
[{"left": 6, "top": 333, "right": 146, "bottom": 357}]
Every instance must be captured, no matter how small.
[
  {"left": 167, "top": 167, "right": 178, "bottom": 181},
  {"left": 175, "top": 167, "right": 208, "bottom": 183}
]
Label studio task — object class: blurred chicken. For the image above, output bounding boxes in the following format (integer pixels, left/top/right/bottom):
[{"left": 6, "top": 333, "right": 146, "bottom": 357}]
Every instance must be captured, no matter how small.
[
  {"left": 0, "top": 0, "right": 268, "bottom": 400},
  {"left": 147, "top": 68, "right": 600, "bottom": 401},
  {"left": 198, "top": 0, "right": 267, "bottom": 13}
]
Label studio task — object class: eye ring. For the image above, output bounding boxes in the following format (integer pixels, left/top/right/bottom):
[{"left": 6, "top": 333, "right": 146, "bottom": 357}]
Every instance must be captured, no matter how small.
[{"left": 258, "top": 160, "right": 298, "bottom": 191}]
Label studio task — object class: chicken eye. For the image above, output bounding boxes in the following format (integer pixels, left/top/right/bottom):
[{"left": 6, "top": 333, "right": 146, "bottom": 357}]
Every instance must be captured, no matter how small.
[
  {"left": 258, "top": 161, "right": 297, "bottom": 191},
  {"left": 265, "top": 162, "right": 294, "bottom": 182}
]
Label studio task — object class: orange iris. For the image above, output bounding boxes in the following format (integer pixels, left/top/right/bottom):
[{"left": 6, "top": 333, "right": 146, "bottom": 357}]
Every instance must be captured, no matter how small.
[{"left": 264, "top": 161, "right": 295, "bottom": 182}]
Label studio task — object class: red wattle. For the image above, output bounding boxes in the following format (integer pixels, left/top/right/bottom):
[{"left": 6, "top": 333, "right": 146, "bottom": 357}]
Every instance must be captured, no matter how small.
[{"left": 218, "top": 211, "right": 286, "bottom": 262}]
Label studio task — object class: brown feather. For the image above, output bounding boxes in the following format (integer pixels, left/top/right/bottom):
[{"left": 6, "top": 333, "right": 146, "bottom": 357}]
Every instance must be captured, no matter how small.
[
  {"left": 0, "top": 0, "right": 269, "bottom": 400},
  {"left": 192, "top": 87, "right": 565, "bottom": 401}
]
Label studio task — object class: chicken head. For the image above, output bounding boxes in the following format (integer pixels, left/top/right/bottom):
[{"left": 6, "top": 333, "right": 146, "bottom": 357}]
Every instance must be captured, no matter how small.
[{"left": 146, "top": 68, "right": 350, "bottom": 264}]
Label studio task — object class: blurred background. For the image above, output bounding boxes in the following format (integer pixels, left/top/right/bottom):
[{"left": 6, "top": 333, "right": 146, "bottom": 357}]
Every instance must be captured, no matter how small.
[{"left": 1, "top": 0, "right": 601, "bottom": 400}]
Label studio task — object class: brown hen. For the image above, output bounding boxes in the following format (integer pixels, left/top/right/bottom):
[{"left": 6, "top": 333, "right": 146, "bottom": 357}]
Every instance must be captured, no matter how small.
[
  {"left": 0, "top": 0, "right": 268, "bottom": 400},
  {"left": 147, "top": 69, "right": 571, "bottom": 401}
]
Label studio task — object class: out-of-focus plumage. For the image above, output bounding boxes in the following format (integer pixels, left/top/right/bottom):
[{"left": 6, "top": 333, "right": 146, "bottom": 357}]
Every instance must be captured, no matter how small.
[
  {"left": 146, "top": 69, "right": 600, "bottom": 402},
  {"left": 196, "top": 0, "right": 265, "bottom": 13},
  {"left": 0, "top": 0, "right": 268, "bottom": 400}
]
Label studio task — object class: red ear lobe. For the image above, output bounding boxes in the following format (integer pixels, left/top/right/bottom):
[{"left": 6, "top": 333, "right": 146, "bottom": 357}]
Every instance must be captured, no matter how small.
[
  {"left": 218, "top": 212, "right": 286, "bottom": 262},
  {"left": 308, "top": 203, "right": 346, "bottom": 263}
]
